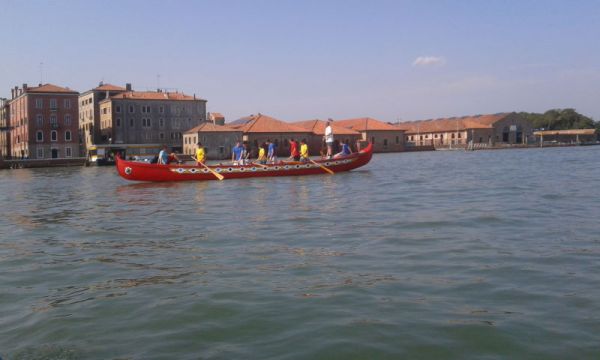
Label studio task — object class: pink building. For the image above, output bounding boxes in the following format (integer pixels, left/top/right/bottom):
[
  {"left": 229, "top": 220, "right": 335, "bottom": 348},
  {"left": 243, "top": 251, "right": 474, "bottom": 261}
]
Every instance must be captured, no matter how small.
[{"left": 9, "top": 83, "right": 80, "bottom": 159}]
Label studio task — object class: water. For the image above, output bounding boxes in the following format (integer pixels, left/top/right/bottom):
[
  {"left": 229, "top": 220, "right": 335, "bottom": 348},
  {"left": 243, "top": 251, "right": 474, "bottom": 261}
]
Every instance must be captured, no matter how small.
[{"left": 1, "top": 146, "right": 599, "bottom": 359}]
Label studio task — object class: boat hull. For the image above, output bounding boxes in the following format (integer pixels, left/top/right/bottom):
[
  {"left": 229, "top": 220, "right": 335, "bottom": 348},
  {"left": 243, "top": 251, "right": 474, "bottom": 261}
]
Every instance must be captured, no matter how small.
[{"left": 115, "top": 143, "right": 373, "bottom": 182}]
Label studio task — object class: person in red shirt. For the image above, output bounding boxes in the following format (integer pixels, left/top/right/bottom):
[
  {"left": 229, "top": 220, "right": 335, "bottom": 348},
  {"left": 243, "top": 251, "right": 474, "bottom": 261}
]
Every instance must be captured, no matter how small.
[{"left": 288, "top": 138, "right": 300, "bottom": 161}]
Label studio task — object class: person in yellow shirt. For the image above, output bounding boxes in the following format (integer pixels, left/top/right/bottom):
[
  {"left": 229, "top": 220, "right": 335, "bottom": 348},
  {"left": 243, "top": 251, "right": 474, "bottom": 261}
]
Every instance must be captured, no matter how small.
[
  {"left": 257, "top": 143, "right": 267, "bottom": 164},
  {"left": 300, "top": 139, "right": 309, "bottom": 162},
  {"left": 195, "top": 142, "right": 206, "bottom": 165}
]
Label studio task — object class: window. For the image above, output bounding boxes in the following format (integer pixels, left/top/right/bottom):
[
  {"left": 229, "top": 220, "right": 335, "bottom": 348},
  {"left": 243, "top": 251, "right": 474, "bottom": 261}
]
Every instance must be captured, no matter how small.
[
  {"left": 35, "top": 98, "right": 43, "bottom": 108},
  {"left": 50, "top": 99, "right": 57, "bottom": 109},
  {"left": 458, "top": 133, "right": 462, "bottom": 138},
  {"left": 103, "top": 108, "right": 107, "bottom": 115},
  {"left": 159, "top": 132, "right": 165, "bottom": 140},
  {"left": 371, "top": 136, "right": 375, "bottom": 144},
  {"left": 65, "top": 147, "right": 72, "bottom": 157},
  {"left": 65, "top": 130, "right": 72, "bottom": 141},
  {"left": 383, "top": 139, "right": 388, "bottom": 146},
  {"left": 396, "top": 136, "right": 399, "bottom": 144},
  {"left": 36, "top": 131, "right": 43, "bottom": 142},
  {"left": 130, "top": 119, "right": 134, "bottom": 127},
  {"left": 159, "top": 106, "right": 164, "bottom": 113},
  {"left": 64, "top": 114, "right": 71, "bottom": 126},
  {"left": 64, "top": 99, "right": 71, "bottom": 108},
  {"left": 37, "top": 147, "right": 44, "bottom": 159},
  {"left": 36, "top": 114, "right": 43, "bottom": 127},
  {"left": 142, "top": 118, "right": 151, "bottom": 127},
  {"left": 159, "top": 118, "right": 164, "bottom": 127},
  {"left": 50, "top": 115, "right": 57, "bottom": 125},
  {"left": 116, "top": 105, "right": 121, "bottom": 113},
  {"left": 129, "top": 105, "right": 134, "bottom": 113},
  {"left": 116, "top": 118, "right": 121, "bottom": 127},
  {"left": 17, "top": 135, "right": 20, "bottom": 143},
  {"left": 451, "top": 133, "right": 455, "bottom": 139},
  {"left": 51, "top": 130, "right": 57, "bottom": 141}
]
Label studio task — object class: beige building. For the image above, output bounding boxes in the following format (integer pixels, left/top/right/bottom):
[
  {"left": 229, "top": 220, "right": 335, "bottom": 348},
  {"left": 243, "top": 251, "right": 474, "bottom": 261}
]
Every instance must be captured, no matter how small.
[
  {"left": 98, "top": 90, "right": 207, "bottom": 155},
  {"left": 79, "top": 83, "right": 127, "bottom": 153},
  {"left": 396, "top": 112, "right": 533, "bottom": 148},
  {"left": 334, "top": 117, "right": 405, "bottom": 152},
  {"left": 183, "top": 122, "right": 243, "bottom": 160}
]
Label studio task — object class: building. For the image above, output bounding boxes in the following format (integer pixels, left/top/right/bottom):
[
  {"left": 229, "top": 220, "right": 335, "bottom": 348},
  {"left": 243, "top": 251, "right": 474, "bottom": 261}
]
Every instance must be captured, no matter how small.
[
  {"left": 98, "top": 90, "right": 207, "bottom": 156},
  {"left": 208, "top": 112, "right": 225, "bottom": 125},
  {"left": 292, "top": 119, "right": 363, "bottom": 153},
  {"left": 79, "top": 82, "right": 127, "bottom": 153},
  {"left": 228, "top": 113, "right": 313, "bottom": 157},
  {"left": 534, "top": 129, "right": 597, "bottom": 145},
  {"left": 396, "top": 113, "right": 533, "bottom": 148},
  {"left": 8, "top": 83, "right": 80, "bottom": 159},
  {"left": 183, "top": 122, "right": 243, "bottom": 160},
  {"left": 0, "top": 98, "right": 10, "bottom": 159},
  {"left": 334, "top": 117, "right": 405, "bottom": 152}
]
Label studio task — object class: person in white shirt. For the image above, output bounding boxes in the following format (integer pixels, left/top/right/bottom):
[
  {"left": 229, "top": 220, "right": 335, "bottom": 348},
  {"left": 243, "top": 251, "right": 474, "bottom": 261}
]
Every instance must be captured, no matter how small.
[{"left": 324, "top": 120, "right": 334, "bottom": 159}]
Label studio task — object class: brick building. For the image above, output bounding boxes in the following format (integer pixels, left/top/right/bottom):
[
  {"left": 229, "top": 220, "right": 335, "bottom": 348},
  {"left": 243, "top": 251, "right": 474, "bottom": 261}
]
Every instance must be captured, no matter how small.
[
  {"left": 334, "top": 117, "right": 405, "bottom": 152},
  {"left": 79, "top": 82, "right": 127, "bottom": 153},
  {"left": 292, "top": 119, "right": 363, "bottom": 154},
  {"left": 0, "top": 98, "right": 10, "bottom": 159},
  {"left": 98, "top": 90, "right": 207, "bottom": 155},
  {"left": 183, "top": 122, "right": 243, "bottom": 160},
  {"left": 8, "top": 83, "right": 80, "bottom": 159},
  {"left": 228, "top": 113, "right": 313, "bottom": 157},
  {"left": 396, "top": 113, "right": 533, "bottom": 148}
]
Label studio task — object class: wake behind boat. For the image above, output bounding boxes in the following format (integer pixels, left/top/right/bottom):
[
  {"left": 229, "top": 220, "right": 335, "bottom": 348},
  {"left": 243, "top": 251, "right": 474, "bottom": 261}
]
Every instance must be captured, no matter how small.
[{"left": 115, "top": 143, "right": 373, "bottom": 182}]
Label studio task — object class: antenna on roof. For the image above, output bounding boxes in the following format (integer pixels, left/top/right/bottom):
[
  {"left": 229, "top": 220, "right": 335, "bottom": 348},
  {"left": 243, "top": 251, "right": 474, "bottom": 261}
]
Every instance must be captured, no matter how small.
[
  {"left": 39, "top": 62, "right": 44, "bottom": 85},
  {"left": 157, "top": 74, "right": 161, "bottom": 92}
]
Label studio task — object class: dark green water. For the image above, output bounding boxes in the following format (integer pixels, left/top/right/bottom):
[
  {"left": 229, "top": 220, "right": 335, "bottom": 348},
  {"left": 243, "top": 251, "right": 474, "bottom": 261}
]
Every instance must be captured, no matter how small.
[{"left": 1, "top": 146, "right": 599, "bottom": 359}]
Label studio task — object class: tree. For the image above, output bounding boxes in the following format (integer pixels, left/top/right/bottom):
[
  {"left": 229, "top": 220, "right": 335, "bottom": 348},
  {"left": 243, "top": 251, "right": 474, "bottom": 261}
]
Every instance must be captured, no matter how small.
[{"left": 520, "top": 109, "right": 596, "bottom": 130}]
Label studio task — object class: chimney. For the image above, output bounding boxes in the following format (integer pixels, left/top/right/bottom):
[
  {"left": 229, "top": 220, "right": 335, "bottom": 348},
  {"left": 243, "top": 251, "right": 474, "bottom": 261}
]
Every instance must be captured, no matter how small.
[
  {"left": 23, "top": 83, "right": 28, "bottom": 91},
  {"left": 125, "top": 83, "right": 132, "bottom": 91},
  {"left": 38, "top": 83, "right": 42, "bottom": 87},
  {"left": 11, "top": 88, "right": 14, "bottom": 99},
  {"left": 193, "top": 93, "right": 196, "bottom": 100}
]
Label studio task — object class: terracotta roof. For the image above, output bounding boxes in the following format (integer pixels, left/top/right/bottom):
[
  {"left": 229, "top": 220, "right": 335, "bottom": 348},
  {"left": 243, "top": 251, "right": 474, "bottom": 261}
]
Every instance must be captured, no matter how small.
[
  {"left": 185, "top": 122, "right": 242, "bottom": 134},
  {"left": 534, "top": 129, "right": 596, "bottom": 136},
  {"left": 292, "top": 119, "right": 361, "bottom": 135},
  {"left": 335, "top": 117, "right": 400, "bottom": 131},
  {"left": 26, "top": 83, "right": 78, "bottom": 94},
  {"left": 109, "top": 91, "right": 205, "bottom": 101},
  {"left": 395, "top": 113, "right": 512, "bottom": 134},
  {"left": 235, "top": 114, "right": 311, "bottom": 133},
  {"left": 94, "top": 83, "right": 126, "bottom": 91}
]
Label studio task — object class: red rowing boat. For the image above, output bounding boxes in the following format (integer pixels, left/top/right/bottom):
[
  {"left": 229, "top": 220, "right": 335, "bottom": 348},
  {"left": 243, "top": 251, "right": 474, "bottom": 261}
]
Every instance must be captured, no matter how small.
[{"left": 115, "top": 143, "right": 373, "bottom": 182}]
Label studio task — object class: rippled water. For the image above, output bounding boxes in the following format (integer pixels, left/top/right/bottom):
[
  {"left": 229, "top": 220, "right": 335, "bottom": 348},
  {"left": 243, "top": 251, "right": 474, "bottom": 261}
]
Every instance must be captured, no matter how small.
[{"left": 1, "top": 146, "right": 600, "bottom": 359}]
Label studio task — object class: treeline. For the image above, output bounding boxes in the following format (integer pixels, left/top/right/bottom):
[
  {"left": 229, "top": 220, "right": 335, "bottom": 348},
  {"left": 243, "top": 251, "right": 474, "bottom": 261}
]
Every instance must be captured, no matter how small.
[{"left": 519, "top": 109, "right": 599, "bottom": 130}]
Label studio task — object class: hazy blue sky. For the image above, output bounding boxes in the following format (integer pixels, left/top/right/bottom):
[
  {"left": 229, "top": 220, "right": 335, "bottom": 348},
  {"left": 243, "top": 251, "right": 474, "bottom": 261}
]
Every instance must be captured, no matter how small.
[{"left": 1, "top": 0, "right": 599, "bottom": 121}]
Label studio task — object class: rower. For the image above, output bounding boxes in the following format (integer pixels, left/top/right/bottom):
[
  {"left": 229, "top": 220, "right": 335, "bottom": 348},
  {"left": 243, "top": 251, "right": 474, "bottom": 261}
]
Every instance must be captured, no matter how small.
[
  {"left": 288, "top": 138, "right": 300, "bottom": 161},
  {"left": 257, "top": 142, "right": 267, "bottom": 164},
  {"left": 300, "top": 139, "right": 309, "bottom": 162},
  {"left": 195, "top": 142, "right": 206, "bottom": 165},
  {"left": 267, "top": 139, "right": 277, "bottom": 164},
  {"left": 334, "top": 139, "right": 352, "bottom": 158},
  {"left": 232, "top": 141, "right": 244, "bottom": 165}
]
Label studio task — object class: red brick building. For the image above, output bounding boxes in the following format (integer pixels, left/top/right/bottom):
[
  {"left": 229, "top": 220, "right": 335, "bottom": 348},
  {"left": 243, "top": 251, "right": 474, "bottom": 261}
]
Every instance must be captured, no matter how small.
[
  {"left": 335, "top": 117, "right": 405, "bottom": 152},
  {"left": 228, "top": 113, "right": 313, "bottom": 157},
  {"left": 0, "top": 98, "right": 10, "bottom": 159},
  {"left": 9, "top": 84, "right": 80, "bottom": 159},
  {"left": 292, "top": 119, "right": 363, "bottom": 154}
]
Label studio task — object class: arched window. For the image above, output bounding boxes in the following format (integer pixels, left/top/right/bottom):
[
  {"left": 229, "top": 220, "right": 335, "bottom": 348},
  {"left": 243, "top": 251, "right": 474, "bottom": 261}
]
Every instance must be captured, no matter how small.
[
  {"left": 36, "top": 130, "right": 43, "bottom": 142},
  {"left": 65, "top": 130, "right": 72, "bottom": 141},
  {"left": 51, "top": 130, "right": 58, "bottom": 142}
]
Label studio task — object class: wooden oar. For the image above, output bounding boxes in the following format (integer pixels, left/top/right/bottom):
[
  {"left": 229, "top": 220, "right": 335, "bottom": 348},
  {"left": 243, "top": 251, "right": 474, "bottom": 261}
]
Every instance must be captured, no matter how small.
[
  {"left": 193, "top": 156, "right": 225, "bottom": 181},
  {"left": 309, "top": 158, "right": 334, "bottom": 175},
  {"left": 252, "top": 162, "right": 269, "bottom": 168}
]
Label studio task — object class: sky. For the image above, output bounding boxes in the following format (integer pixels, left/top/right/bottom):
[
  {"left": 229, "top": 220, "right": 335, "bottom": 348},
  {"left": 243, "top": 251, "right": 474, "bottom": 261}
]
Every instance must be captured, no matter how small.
[{"left": 1, "top": 0, "right": 599, "bottom": 122}]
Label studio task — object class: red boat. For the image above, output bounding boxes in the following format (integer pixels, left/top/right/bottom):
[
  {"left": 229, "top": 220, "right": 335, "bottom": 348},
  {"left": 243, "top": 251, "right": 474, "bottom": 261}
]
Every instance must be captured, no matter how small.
[{"left": 115, "top": 143, "right": 373, "bottom": 182}]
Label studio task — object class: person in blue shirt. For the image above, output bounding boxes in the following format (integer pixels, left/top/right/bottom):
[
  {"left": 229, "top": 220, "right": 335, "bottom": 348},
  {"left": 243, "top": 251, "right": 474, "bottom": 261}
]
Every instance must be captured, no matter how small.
[
  {"left": 157, "top": 145, "right": 170, "bottom": 164},
  {"left": 232, "top": 141, "right": 244, "bottom": 165},
  {"left": 267, "top": 139, "right": 277, "bottom": 164},
  {"left": 334, "top": 140, "right": 352, "bottom": 158}
]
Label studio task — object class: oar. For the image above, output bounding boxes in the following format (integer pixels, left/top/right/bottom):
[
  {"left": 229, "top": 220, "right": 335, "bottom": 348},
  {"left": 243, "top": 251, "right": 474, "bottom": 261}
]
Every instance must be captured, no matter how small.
[
  {"left": 252, "top": 162, "right": 269, "bottom": 168},
  {"left": 309, "top": 158, "right": 334, "bottom": 175},
  {"left": 193, "top": 156, "right": 225, "bottom": 181}
]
